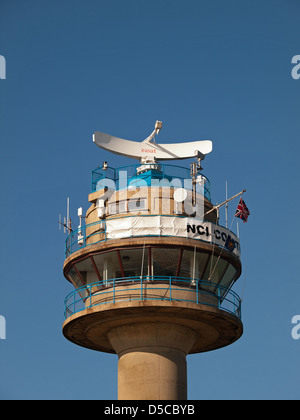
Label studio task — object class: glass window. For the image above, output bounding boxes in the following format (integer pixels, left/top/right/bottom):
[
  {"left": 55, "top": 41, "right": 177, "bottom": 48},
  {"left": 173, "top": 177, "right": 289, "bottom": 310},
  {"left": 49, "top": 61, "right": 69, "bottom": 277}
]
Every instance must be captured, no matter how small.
[
  {"left": 196, "top": 252, "right": 210, "bottom": 280},
  {"left": 108, "top": 201, "right": 127, "bottom": 215},
  {"left": 66, "top": 265, "right": 88, "bottom": 298},
  {"left": 128, "top": 198, "right": 147, "bottom": 212},
  {"left": 105, "top": 251, "right": 122, "bottom": 281},
  {"left": 74, "top": 258, "right": 97, "bottom": 285},
  {"left": 179, "top": 249, "right": 210, "bottom": 280},
  {"left": 66, "top": 265, "right": 83, "bottom": 289},
  {"left": 93, "top": 251, "right": 121, "bottom": 286},
  {"left": 203, "top": 255, "right": 218, "bottom": 281},
  {"left": 179, "top": 249, "right": 193, "bottom": 278},
  {"left": 203, "top": 257, "right": 229, "bottom": 285},
  {"left": 119, "top": 248, "right": 149, "bottom": 278},
  {"left": 219, "top": 263, "right": 238, "bottom": 293},
  {"left": 151, "top": 248, "right": 180, "bottom": 278}
]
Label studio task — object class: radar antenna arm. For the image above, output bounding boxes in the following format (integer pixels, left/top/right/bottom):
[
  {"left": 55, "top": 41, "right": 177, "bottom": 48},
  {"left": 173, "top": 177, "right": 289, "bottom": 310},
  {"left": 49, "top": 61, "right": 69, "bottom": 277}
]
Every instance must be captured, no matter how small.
[
  {"left": 143, "top": 120, "right": 163, "bottom": 144},
  {"left": 93, "top": 121, "right": 212, "bottom": 162}
]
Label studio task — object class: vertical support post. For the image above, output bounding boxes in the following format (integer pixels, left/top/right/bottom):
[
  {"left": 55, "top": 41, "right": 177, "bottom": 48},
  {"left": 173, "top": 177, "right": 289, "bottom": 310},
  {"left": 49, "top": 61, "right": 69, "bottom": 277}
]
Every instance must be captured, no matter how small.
[
  {"left": 148, "top": 247, "right": 152, "bottom": 279},
  {"left": 192, "top": 246, "right": 196, "bottom": 285},
  {"left": 141, "top": 276, "right": 143, "bottom": 301},
  {"left": 90, "top": 255, "right": 102, "bottom": 282},
  {"left": 141, "top": 242, "right": 145, "bottom": 278},
  {"left": 117, "top": 250, "right": 125, "bottom": 277},
  {"left": 176, "top": 249, "right": 183, "bottom": 278},
  {"left": 233, "top": 293, "right": 236, "bottom": 316},
  {"left": 169, "top": 276, "right": 172, "bottom": 301},
  {"left": 89, "top": 284, "right": 92, "bottom": 309}
]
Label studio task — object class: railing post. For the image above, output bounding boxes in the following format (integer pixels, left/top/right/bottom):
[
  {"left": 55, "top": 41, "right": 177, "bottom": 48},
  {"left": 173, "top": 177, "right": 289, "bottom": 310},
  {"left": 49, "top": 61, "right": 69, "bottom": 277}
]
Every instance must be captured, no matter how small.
[
  {"left": 233, "top": 293, "right": 235, "bottom": 315},
  {"left": 113, "top": 278, "right": 115, "bottom": 303},
  {"left": 169, "top": 276, "right": 172, "bottom": 301},
  {"left": 196, "top": 279, "right": 199, "bottom": 304},
  {"left": 217, "top": 287, "right": 221, "bottom": 309},
  {"left": 89, "top": 284, "right": 92, "bottom": 309}
]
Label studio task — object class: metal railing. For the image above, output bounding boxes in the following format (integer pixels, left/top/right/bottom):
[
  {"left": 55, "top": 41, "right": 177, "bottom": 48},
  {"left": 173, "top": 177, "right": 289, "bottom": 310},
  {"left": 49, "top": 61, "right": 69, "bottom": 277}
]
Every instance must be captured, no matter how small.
[
  {"left": 91, "top": 163, "right": 211, "bottom": 201},
  {"left": 66, "top": 219, "right": 106, "bottom": 256},
  {"left": 64, "top": 276, "right": 242, "bottom": 320}
]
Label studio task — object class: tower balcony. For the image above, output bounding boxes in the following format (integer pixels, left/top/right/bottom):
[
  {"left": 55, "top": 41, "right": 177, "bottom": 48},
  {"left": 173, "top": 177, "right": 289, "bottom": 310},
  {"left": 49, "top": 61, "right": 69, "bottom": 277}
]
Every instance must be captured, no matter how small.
[
  {"left": 62, "top": 275, "right": 242, "bottom": 355},
  {"left": 64, "top": 276, "right": 242, "bottom": 322}
]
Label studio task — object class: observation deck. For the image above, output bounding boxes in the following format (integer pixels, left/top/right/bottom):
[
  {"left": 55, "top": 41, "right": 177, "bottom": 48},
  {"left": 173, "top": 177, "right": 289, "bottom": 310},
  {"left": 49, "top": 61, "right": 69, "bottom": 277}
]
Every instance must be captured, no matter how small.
[
  {"left": 64, "top": 276, "right": 242, "bottom": 321},
  {"left": 63, "top": 276, "right": 242, "bottom": 354}
]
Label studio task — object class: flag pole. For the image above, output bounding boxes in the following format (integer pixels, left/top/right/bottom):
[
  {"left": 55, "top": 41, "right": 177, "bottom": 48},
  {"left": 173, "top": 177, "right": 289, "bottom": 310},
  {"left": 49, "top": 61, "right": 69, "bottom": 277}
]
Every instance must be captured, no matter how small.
[{"left": 204, "top": 189, "right": 246, "bottom": 218}]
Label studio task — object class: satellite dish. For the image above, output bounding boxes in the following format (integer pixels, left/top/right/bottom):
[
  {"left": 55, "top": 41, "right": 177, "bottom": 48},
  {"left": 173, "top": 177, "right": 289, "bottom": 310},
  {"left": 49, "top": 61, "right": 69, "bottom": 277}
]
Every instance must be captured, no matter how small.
[{"left": 93, "top": 121, "right": 212, "bottom": 162}]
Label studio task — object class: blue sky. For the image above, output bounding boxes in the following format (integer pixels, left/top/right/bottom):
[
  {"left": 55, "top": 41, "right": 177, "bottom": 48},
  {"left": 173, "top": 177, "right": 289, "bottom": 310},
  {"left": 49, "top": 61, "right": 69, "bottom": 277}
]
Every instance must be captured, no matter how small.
[{"left": 0, "top": 0, "right": 300, "bottom": 400}]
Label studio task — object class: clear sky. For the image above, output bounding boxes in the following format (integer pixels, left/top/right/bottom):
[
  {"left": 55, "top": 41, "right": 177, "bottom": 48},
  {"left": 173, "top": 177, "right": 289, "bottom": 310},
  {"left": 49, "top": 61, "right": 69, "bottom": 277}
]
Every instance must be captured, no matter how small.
[{"left": 0, "top": 0, "right": 300, "bottom": 400}]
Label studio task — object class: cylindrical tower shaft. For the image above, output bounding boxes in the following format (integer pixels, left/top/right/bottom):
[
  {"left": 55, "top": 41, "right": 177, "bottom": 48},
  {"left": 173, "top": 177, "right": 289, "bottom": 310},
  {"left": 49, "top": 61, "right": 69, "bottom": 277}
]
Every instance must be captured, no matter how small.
[
  {"left": 108, "top": 323, "right": 197, "bottom": 400},
  {"left": 118, "top": 349, "right": 187, "bottom": 400}
]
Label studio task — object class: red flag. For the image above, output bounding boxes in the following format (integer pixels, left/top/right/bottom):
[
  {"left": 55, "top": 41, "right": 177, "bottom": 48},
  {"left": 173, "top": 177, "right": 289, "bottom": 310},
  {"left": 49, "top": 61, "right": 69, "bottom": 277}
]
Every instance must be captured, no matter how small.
[{"left": 235, "top": 197, "right": 250, "bottom": 223}]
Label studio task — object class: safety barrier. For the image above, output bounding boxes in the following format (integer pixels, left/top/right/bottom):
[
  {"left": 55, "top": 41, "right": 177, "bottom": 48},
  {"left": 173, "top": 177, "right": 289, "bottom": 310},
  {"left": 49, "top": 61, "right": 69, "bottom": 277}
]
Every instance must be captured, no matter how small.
[{"left": 64, "top": 276, "right": 242, "bottom": 320}]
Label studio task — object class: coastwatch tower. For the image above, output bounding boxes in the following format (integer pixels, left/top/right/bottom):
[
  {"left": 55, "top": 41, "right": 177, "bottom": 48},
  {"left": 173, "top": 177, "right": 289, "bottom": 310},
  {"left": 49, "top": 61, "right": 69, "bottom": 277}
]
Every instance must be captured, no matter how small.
[{"left": 62, "top": 122, "right": 244, "bottom": 400}]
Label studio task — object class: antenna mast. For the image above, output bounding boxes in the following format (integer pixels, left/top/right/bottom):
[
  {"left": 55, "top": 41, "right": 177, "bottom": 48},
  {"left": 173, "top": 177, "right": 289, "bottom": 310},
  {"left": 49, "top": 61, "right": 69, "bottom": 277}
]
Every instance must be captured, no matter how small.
[
  {"left": 58, "top": 197, "right": 72, "bottom": 234},
  {"left": 190, "top": 151, "right": 205, "bottom": 207}
]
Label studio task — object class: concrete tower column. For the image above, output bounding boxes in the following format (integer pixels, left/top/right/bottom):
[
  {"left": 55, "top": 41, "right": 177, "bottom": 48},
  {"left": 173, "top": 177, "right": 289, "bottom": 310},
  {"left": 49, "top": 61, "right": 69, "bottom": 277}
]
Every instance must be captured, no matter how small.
[{"left": 108, "top": 323, "right": 197, "bottom": 400}]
